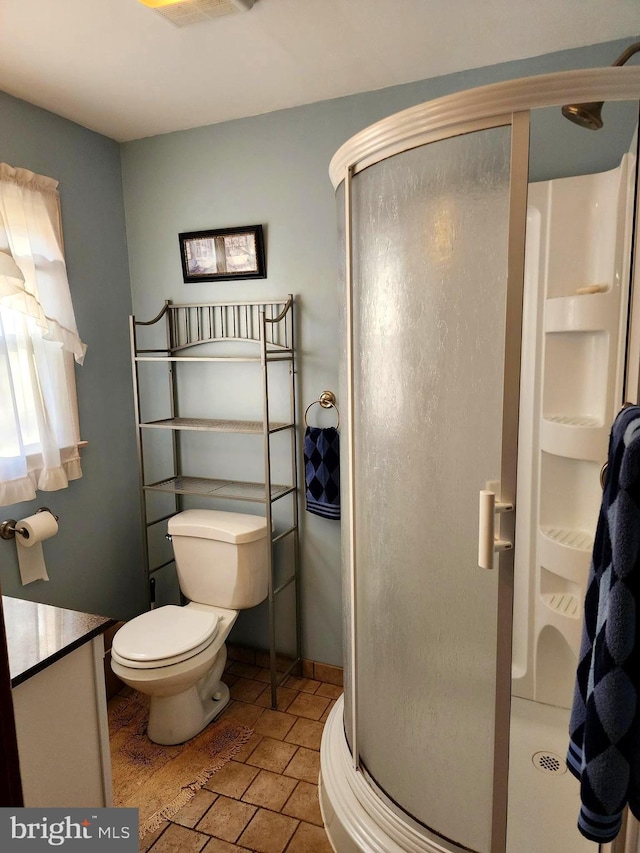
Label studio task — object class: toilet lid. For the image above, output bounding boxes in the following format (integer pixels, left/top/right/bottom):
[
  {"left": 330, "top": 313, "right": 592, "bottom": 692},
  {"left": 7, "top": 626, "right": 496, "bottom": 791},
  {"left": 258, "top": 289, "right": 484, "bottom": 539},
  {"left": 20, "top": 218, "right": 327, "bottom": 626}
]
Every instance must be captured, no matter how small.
[{"left": 112, "top": 605, "right": 219, "bottom": 663}]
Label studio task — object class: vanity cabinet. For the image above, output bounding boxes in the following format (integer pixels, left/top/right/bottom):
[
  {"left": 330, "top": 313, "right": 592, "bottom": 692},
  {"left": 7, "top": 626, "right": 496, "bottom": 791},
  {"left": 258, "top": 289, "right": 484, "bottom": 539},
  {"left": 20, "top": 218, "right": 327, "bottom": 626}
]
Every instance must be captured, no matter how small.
[{"left": 5, "top": 596, "right": 114, "bottom": 807}]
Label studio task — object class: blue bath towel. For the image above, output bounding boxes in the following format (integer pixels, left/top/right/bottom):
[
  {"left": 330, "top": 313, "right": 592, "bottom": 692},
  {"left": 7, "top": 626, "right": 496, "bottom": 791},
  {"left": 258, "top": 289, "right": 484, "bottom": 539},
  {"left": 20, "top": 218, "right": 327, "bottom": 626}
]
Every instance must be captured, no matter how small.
[
  {"left": 304, "top": 426, "right": 340, "bottom": 520},
  {"left": 567, "top": 404, "right": 640, "bottom": 842}
]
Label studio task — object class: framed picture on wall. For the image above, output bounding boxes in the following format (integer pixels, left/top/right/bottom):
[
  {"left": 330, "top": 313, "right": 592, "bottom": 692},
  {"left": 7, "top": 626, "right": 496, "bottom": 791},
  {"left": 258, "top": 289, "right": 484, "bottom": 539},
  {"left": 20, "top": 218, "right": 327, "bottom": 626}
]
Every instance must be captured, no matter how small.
[{"left": 178, "top": 224, "right": 266, "bottom": 282}]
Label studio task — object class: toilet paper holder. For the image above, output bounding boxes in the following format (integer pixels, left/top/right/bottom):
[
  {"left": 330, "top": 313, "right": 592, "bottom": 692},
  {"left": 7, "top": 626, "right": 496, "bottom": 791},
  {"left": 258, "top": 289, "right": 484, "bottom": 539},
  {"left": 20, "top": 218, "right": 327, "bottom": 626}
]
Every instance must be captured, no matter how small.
[{"left": 0, "top": 507, "right": 59, "bottom": 541}]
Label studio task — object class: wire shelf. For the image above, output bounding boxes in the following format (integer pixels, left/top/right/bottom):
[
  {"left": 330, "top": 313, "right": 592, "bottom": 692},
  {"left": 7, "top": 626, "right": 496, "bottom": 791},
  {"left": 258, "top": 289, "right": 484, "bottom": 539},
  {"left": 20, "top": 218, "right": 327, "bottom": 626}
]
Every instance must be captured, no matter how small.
[
  {"left": 140, "top": 417, "right": 293, "bottom": 434},
  {"left": 144, "top": 475, "right": 294, "bottom": 503}
]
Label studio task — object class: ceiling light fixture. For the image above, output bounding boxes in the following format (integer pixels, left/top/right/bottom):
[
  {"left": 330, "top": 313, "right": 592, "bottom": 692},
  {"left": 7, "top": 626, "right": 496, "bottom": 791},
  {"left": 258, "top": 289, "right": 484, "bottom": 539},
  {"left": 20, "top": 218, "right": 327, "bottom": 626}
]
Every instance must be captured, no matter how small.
[{"left": 138, "top": 0, "right": 256, "bottom": 28}]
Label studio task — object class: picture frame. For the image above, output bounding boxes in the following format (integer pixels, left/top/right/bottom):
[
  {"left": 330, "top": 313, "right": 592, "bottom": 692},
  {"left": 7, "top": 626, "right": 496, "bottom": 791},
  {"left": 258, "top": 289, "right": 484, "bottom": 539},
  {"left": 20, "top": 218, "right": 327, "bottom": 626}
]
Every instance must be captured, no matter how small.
[{"left": 178, "top": 224, "right": 266, "bottom": 282}]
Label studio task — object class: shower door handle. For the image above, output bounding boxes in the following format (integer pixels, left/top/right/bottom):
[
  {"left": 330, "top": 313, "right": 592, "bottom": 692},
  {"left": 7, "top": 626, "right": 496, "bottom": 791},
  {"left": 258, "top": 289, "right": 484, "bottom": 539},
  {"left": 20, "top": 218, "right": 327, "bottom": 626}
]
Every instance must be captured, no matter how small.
[{"left": 478, "top": 489, "right": 513, "bottom": 570}]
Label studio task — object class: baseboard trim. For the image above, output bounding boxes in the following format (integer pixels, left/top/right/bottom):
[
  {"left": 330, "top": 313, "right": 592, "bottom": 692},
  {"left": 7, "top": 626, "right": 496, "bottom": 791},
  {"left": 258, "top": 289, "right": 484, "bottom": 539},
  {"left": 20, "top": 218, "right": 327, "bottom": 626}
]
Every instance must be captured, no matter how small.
[{"left": 227, "top": 644, "right": 343, "bottom": 686}]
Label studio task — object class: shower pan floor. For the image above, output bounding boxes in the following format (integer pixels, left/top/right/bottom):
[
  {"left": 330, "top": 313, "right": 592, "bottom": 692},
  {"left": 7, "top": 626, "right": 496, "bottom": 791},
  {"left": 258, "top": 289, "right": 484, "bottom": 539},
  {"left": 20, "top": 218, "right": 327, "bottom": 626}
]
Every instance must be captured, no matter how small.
[{"left": 507, "top": 696, "right": 592, "bottom": 853}]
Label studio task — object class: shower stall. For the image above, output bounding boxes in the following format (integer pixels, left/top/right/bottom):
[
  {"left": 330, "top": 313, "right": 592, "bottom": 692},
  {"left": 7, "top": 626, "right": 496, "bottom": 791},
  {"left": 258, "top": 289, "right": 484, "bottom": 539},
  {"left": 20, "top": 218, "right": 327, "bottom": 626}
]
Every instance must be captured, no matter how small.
[{"left": 319, "top": 66, "right": 640, "bottom": 853}]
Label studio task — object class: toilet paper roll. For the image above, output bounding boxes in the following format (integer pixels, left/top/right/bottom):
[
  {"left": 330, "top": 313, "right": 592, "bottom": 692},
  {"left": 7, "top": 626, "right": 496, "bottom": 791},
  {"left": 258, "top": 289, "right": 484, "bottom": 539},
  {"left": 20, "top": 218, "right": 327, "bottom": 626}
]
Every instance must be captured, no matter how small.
[{"left": 15, "top": 511, "right": 58, "bottom": 585}]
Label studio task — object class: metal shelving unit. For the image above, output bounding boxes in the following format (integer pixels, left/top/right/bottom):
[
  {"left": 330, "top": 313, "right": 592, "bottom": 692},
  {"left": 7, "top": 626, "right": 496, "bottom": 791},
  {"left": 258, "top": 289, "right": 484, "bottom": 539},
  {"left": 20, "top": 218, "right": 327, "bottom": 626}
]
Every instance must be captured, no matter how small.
[{"left": 129, "top": 295, "right": 300, "bottom": 707}]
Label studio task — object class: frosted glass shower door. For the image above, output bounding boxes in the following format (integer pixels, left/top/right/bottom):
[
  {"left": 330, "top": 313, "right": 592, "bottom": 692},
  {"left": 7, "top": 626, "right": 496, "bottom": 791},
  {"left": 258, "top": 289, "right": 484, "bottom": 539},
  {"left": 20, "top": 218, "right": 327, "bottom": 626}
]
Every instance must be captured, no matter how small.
[{"left": 348, "top": 125, "right": 517, "bottom": 853}]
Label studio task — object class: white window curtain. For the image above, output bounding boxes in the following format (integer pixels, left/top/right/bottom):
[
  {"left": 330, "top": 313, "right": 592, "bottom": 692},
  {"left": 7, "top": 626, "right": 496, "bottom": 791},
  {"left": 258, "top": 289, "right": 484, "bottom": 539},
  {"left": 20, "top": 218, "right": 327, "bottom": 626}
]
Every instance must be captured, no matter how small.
[{"left": 0, "top": 163, "right": 86, "bottom": 506}]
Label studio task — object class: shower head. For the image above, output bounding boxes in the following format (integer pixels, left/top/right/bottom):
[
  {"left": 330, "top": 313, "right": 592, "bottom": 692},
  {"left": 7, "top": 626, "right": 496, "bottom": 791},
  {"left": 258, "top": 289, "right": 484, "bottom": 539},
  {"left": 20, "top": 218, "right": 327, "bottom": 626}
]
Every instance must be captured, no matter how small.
[
  {"left": 561, "top": 39, "right": 640, "bottom": 130},
  {"left": 561, "top": 101, "right": 604, "bottom": 130}
]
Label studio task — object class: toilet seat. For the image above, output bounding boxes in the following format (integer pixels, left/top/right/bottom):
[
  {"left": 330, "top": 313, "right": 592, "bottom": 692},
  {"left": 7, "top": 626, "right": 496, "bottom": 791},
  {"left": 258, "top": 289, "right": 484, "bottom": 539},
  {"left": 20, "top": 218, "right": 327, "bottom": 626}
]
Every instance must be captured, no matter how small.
[{"left": 111, "top": 605, "right": 219, "bottom": 669}]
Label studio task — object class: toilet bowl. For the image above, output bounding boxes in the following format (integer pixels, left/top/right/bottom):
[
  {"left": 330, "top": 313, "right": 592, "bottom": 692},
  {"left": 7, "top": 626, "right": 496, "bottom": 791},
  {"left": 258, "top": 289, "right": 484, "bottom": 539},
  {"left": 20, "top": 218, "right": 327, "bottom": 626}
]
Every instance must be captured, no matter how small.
[
  {"left": 111, "top": 602, "right": 238, "bottom": 744},
  {"left": 110, "top": 509, "right": 268, "bottom": 745}
]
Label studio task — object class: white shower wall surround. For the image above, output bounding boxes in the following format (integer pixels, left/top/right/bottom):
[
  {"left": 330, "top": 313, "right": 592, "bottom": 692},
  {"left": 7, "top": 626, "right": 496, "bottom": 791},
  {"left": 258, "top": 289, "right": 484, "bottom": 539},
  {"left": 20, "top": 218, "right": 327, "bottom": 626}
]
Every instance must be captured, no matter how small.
[
  {"left": 320, "top": 67, "right": 640, "bottom": 853},
  {"left": 513, "top": 150, "right": 636, "bottom": 710}
]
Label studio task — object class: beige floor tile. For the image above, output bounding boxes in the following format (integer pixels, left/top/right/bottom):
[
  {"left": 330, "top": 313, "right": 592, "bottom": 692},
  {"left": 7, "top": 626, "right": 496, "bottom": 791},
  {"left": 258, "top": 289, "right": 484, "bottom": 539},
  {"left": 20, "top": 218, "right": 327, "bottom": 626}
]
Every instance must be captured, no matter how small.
[
  {"left": 237, "top": 808, "right": 299, "bottom": 853},
  {"left": 112, "top": 663, "right": 335, "bottom": 853},
  {"left": 197, "top": 796, "right": 257, "bottom": 844},
  {"left": 254, "top": 667, "right": 273, "bottom": 683},
  {"left": 284, "top": 717, "right": 324, "bottom": 750},
  {"left": 315, "top": 682, "right": 343, "bottom": 700},
  {"left": 254, "top": 685, "right": 297, "bottom": 712},
  {"left": 172, "top": 789, "right": 218, "bottom": 828},
  {"left": 282, "top": 780, "right": 323, "bottom": 826},
  {"left": 245, "top": 737, "right": 298, "bottom": 774},
  {"left": 230, "top": 677, "right": 268, "bottom": 703},
  {"left": 241, "top": 768, "right": 298, "bottom": 811},
  {"left": 141, "top": 821, "right": 169, "bottom": 852},
  {"left": 228, "top": 662, "right": 261, "bottom": 679},
  {"left": 231, "top": 731, "right": 263, "bottom": 763},
  {"left": 252, "top": 709, "right": 297, "bottom": 740},
  {"left": 221, "top": 700, "right": 265, "bottom": 727},
  {"left": 148, "top": 823, "right": 209, "bottom": 852},
  {"left": 204, "top": 761, "right": 259, "bottom": 799},
  {"left": 320, "top": 699, "right": 336, "bottom": 723},
  {"left": 202, "top": 838, "right": 251, "bottom": 852},
  {"left": 283, "top": 747, "right": 320, "bottom": 784},
  {"left": 284, "top": 675, "right": 321, "bottom": 694},
  {"left": 286, "top": 692, "right": 330, "bottom": 721},
  {"left": 286, "top": 821, "right": 333, "bottom": 853}
]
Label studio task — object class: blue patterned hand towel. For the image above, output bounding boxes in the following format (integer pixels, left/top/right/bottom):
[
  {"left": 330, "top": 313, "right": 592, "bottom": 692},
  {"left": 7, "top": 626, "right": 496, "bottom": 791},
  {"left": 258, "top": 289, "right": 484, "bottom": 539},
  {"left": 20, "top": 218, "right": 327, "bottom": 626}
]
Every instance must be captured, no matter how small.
[
  {"left": 304, "top": 426, "right": 340, "bottom": 520},
  {"left": 567, "top": 404, "right": 640, "bottom": 842}
]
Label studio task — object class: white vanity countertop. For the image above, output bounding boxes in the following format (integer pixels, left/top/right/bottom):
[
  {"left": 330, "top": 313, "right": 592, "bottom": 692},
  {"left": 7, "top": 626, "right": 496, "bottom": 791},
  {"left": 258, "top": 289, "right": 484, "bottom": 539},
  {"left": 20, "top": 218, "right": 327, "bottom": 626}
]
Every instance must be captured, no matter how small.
[{"left": 3, "top": 596, "right": 115, "bottom": 687}]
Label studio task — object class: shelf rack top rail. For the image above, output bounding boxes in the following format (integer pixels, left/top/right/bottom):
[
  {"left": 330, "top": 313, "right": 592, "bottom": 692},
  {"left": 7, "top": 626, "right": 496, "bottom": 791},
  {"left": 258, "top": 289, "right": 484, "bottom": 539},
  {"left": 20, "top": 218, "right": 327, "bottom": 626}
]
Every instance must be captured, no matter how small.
[{"left": 133, "top": 295, "right": 294, "bottom": 354}]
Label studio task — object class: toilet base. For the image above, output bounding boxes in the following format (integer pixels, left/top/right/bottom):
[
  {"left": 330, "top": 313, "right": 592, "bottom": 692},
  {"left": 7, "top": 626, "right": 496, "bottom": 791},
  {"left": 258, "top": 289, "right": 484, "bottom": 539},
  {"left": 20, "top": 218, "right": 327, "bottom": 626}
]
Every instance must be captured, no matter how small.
[
  {"left": 111, "top": 609, "right": 238, "bottom": 746},
  {"left": 147, "top": 681, "right": 231, "bottom": 745}
]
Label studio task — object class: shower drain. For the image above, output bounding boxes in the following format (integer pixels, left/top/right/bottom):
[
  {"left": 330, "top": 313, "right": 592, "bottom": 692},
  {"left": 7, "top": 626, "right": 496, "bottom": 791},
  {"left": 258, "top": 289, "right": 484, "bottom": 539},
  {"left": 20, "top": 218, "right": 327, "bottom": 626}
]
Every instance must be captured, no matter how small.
[{"left": 532, "top": 751, "right": 567, "bottom": 775}]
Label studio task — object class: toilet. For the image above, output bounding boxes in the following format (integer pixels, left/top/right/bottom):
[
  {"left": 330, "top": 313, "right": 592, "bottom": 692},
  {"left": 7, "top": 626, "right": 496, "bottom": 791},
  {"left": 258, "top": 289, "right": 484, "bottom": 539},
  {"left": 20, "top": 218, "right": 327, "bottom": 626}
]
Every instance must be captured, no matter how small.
[{"left": 110, "top": 508, "right": 268, "bottom": 745}]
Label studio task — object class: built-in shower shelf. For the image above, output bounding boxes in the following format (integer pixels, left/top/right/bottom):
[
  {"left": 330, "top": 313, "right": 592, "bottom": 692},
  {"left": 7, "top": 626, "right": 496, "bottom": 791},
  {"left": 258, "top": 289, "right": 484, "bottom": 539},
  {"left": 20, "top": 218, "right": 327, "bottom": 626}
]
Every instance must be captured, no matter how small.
[
  {"left": 538, "top": 526, "right": 593, "bottom": 584},
  {"left": 541, "top": 593, "right": 581, "bottom": 619},
  {"left": 544, "top": 292, "right": 616, "bottom": 333},
  {"left": 540, "top": 417, "right": 606, "bottom": 461},
  {"left": 542, "top": 414, "right": 600, "bottom": 428},
  {"left": 540, "top": 526, "right": 593, "bottom": 551}
]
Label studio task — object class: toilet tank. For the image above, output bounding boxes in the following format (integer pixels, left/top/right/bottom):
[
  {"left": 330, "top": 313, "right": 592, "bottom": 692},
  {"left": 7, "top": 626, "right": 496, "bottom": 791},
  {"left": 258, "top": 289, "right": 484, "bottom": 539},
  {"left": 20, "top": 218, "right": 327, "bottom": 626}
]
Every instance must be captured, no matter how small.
[{"left": 168, "top": 509, "right": 269, "bottom": 609}]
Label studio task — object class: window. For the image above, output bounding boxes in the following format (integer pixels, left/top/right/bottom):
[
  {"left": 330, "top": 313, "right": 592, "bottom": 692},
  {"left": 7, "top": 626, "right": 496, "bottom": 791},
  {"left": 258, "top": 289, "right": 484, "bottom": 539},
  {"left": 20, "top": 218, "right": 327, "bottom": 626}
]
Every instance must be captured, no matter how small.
[{"left": 0, "top": 163, "right": 86, "bottom": 506}]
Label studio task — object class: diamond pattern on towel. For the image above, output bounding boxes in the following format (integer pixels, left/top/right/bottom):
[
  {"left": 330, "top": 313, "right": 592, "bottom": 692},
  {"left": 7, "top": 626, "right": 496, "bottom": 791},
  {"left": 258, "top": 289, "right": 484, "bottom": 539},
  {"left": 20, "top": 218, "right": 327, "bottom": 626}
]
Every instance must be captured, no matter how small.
[
  {"left": 567, "top": 405, "right": 640, "bottom": 843},
  {"left": 303, "top": 426, "right": 340, "bottom": 520}
]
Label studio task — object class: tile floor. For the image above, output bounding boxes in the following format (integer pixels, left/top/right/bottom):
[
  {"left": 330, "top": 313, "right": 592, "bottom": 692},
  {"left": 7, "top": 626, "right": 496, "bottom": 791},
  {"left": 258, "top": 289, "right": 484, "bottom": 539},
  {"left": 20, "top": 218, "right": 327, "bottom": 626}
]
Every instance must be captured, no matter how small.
[{"left": 119, "top": 650, "right": 341, "bottom": 853}]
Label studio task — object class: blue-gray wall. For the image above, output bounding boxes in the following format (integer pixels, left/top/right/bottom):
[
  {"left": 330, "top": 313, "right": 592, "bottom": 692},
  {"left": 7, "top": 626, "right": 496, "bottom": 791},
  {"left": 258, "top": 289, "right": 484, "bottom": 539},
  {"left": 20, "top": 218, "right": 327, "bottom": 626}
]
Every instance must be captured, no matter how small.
[
  {"left": 0, "top": 92, "right": 146, "bottom": 621},
  {"left": 121, "top": 36, "right": 639, "bottom": 666}
]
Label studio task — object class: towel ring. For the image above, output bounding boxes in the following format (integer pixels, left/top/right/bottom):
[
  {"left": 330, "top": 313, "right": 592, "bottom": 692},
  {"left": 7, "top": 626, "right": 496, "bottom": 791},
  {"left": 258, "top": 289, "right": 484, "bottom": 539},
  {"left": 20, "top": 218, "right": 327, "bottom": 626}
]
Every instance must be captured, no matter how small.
[{"left": 304, "top": 391, "right": 340, "bottom": 429}]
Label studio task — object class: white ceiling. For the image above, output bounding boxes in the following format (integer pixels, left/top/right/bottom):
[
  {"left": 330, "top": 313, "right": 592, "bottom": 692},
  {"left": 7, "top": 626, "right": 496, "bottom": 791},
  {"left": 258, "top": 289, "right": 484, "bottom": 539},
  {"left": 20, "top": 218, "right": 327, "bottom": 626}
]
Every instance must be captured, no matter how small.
[{"left": 0, "top": 0, "right": 638, "bottom": 142}]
